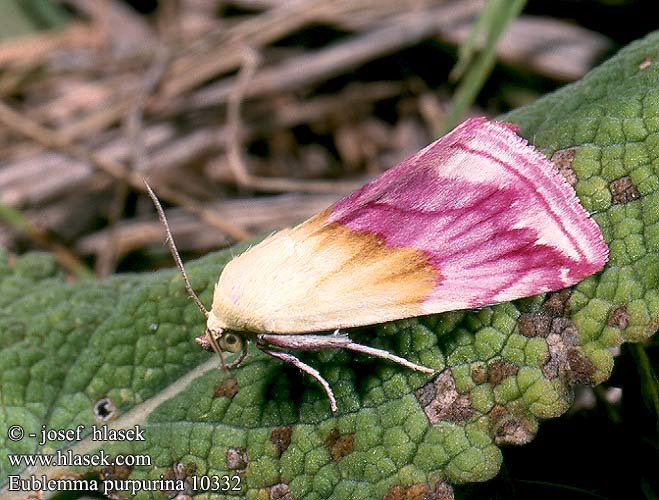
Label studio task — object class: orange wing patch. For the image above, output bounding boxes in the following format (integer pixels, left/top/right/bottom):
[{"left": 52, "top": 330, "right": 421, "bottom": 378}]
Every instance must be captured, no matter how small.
[{"left": 208, "top": 210, "right": 438, "bottom": 334}]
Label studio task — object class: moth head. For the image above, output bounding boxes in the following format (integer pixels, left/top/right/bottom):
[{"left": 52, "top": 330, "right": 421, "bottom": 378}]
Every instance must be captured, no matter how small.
[{"left": 196, "top": 328, "right": 247, "bottom": 370}]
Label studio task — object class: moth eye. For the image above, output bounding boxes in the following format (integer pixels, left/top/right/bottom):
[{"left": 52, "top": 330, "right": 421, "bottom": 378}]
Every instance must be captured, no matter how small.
[{"left": 220, "top": 333, "right": 243, "bottom": 353}]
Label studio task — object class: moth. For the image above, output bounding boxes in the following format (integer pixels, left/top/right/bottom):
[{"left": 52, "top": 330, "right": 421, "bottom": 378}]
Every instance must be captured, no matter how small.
[{"left": 147, "top": 117, "right": 608, "bottom": 412}]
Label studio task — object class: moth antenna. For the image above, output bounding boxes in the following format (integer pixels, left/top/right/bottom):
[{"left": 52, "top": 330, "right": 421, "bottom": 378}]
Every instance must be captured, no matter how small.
[{"left": 144, "top": 180, "right": 209, "bottom": 318}]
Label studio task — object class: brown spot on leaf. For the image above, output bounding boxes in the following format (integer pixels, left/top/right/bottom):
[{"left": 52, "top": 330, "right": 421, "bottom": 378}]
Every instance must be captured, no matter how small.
[
  {"left": 416, "top": 370, "right": 475, "bottom": 423},
  {"left": 214, "top": 378, "right": 240, "bottom": 398},
  {"left": 610, "top": 176, "right": 641, "bottom": 204},
  {"left": 96, "top": 459, "right": 134, "bottom": 499},
  {"left": 640, "top": 56, "right": 653, "bottom": 69},
  {"left": 161, "top": 461, "right": 197, "bottom": 498},
  {"left": 407, "top": 483, "right": 431, "bottom": 500},
  {"left": 518, "top": 313, "right": 551, "bottom": 337},
  {"left": 519, "top": 287, "right": 587, "bottom": 384},
  {"left": 541, "top": 318, "right": 581, "bottom": 381},
  {"left": 93, "top": 397, "right": 117, "bottom": 423},
  {"left": 270, "top": 482, "right": 292, "bottom": 500},
  {"left": 551, "top": 148, "right": 578, "bottom": 186},
  {"left": 269, "top": 426, "right": 292, "bottom": 456},
  {"left": 650, "top": 317, "right": 659, "bottom": 336},
  {"left": 430, "top": 481, "right": 455, "bottom": 500},
  {"left": 566, "top": 348, "right": 597, "bottom": 385},
  {"left": 415, "top": 379, "right": 437, "bottom": 407},
  {"left": 325, "top": 428, "right": 355, "bottom": 461},
  {"left": 489, "top": 405, "right": 535, "bottom": 445},
  {"left": 446, "top": 396, "right": 475, "bottom": 422},
  {"left": 519, "top": 291, "right": 572, "bottom": 339},
  {"left": 542, "top": 334, "right": 565, "bottom": 379},
  {"left": 496, "top": 418, "right": 534, "bottom": 445},
  {"left": 99, "top": 463, "right": 133, "bottom": 481},
  {"left": 471, "top": 364, "right": 487, "bottom": 385},
  {"left": 550, "top": 317, "right": 578, "bottom": 341},
  {"left": 543, "top": 289, "right": 572, "bottom": 317},
  {"left": 607, "top": 305, "right": 630, "bottom": 329},
  {"left": 384, "top": 482, "right": 454, "bottom": 500},
  {"left": 21, "top": 493, "right": 43, "bottom": 500},
  {"left": 383, "top": 485, "right": 405, "bottom": 500},
  {"left": 487, "top": 359, "right": 519, "bottom": 386},
  {"left": 226, "top": 447, "right": 248, "bottom": 471},
  {"left": 489, "top": 404, "right": 507, "bottom": 422},
  {"left": 418, "top": 482, "right": 454, "bottom": 500}
]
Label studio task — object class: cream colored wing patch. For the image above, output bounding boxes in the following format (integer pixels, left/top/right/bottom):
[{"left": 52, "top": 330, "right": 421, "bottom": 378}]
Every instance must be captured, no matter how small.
[{"left": 208, "top": 210, "right": 438, "bottom": 334}]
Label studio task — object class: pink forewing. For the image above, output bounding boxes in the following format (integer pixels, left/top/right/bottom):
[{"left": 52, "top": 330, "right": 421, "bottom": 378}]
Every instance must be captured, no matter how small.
[{"left": 327, "top": 117, "right": 608, "bottom": 313}]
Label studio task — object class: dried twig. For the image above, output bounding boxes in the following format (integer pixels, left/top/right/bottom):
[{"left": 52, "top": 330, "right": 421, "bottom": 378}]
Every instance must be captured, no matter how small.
[
  {"left": 98, "top": 49, "right": 172, "bottom": 276},
  {"left": 225, "top": 47, "right": 365, "bottom": 194},
  {"left": 0, "top": 22, "right": 100, "bottom": 66},
  {"left": 0, "top": 100, "right": 251, "bottom": 241},
  {"left": 226, "top": 47, "right": 261, "bottom": 187},
  {"left": 186, "top": 3, "right": 479, "bottom": 109},
  {"left": 0, "top": 201, "right": 93, "bottom": 279},
  {"left": 77, "top": 193, "right": 339, "bottom": 260},
  {"left": 161, "top": 0, "right": 359, "bottom": 98}
]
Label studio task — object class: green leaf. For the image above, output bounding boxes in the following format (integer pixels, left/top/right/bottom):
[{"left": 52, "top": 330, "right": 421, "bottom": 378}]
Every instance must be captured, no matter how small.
[{"left": 3, "top": 30, "right": 659, "bottom": 500}]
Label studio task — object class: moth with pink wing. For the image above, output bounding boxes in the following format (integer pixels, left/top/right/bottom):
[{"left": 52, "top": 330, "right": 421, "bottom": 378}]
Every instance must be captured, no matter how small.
[{"left": 147, "top": 117, "right": 608, "bottom": 412}]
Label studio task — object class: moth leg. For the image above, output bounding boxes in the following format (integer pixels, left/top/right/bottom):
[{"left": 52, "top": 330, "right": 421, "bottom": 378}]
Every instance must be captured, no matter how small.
[
  {"left": 263, "top": 350, "right": 338, "bottom": 412},
  {"left": 225, "top": 341, "right": 248, "bottom": 370},
  {"left": 258, "top": 333, "right": 435, "bottom": 374},
  {"left": 337, "top": 340, "right": 435, "bottom": 374}
]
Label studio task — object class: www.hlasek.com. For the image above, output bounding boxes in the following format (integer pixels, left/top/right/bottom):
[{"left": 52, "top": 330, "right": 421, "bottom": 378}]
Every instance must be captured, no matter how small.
[
  {"left": 5, "top": 423, "right": 242, "bottom": 495},
  {"left": 8, "top": 448, "right": 149, "bottom": 467}
]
